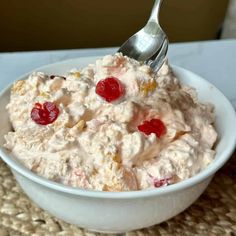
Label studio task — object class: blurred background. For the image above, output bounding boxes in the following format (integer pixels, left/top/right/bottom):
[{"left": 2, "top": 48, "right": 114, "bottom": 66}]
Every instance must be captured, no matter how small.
[{"left": 0, "top": 0, "right": 235, "bottom": 52}]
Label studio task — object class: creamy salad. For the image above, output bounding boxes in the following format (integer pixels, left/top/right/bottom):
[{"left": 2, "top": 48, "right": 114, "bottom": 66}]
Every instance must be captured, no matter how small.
[{"left": 4, "top": 53, "right": 217, "bottom": 191}]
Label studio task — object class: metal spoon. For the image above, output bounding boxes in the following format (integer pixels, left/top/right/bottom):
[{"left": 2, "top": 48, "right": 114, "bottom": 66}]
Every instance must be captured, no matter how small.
[{"left": 118, "top": 0, "right": 168, "bottom": 69}]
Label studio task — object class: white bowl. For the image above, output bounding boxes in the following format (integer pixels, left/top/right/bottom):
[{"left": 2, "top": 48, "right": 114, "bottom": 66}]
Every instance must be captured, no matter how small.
[{"left": 0, "top": 57, "right": 236, "bottom": 233}]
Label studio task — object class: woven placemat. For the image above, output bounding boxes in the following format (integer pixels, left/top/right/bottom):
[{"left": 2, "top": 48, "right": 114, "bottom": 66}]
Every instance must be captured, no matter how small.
[{"left": 0, "top": 152, "right": 236, "bottom": 236}]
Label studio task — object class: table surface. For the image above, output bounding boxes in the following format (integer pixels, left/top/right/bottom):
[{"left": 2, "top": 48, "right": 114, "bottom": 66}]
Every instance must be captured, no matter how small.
[{"left": 0, "top": 39, "right": 236, "bottom": 108}]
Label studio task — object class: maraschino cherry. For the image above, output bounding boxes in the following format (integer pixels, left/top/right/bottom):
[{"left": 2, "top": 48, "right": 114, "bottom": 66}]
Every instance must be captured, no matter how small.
[
  {"left": 95, "top": 77, "right": 124, "bottom": 102},
  {"left": 31, "top": 102, "right": 59, "bottom": 125},
  {"left": 138, "top": 118, "right": 166, "bottom": 138}
]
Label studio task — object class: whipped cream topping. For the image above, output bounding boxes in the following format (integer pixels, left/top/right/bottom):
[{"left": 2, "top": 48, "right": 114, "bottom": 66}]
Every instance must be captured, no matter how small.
[{"left": 4, "top": 53, "right": 217, "bottom": 191}]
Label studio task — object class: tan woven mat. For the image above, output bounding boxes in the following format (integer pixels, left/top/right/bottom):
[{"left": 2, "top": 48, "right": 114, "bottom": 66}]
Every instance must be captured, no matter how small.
[{"left": 0, "top": 152, "right": 236, "bottom": 236}]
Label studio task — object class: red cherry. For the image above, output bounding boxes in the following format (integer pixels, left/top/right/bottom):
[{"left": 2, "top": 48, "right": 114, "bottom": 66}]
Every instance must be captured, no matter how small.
[
  {"left": 34, "top": 102, "right": 42, "bottom": 109},
  {"left": 153, "top": 177, "right": 171, "bottom": 188},
  {"left": 95, "top": 77, "right": 124, "bottom": 102},
  {"left": 31, "top": 102, "right": 59, "bottom": 125},
  {"left": 138, "top": 118, "right": 166, "bottom": 138}
]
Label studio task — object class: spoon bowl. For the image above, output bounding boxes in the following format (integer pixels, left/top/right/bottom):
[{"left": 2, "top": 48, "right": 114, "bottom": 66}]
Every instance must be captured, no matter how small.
[
  {"left": 118, "top": 21, "right": 166, "bottom": 61},
  {"left": 118, "top": 0, "right": 168, "bottom": 71}
]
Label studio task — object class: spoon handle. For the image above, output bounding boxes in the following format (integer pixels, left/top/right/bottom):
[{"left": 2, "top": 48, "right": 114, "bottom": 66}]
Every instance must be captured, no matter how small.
[{"left": 148, "top": 0, "right": 164, "bottom": 22}]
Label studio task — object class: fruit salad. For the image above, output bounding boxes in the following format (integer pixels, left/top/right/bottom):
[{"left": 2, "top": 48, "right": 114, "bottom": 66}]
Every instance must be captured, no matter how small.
[{"left": 4, "top": 53, "right": 217, "bottom": 191}]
